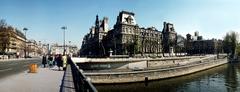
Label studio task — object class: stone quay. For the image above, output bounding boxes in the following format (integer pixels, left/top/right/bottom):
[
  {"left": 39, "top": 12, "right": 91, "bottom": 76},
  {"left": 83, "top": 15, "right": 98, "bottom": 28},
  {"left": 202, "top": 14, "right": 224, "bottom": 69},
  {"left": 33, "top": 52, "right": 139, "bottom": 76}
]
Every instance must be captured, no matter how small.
[{"left": 73, "top": 54, "right": 228, "bottom": 84}]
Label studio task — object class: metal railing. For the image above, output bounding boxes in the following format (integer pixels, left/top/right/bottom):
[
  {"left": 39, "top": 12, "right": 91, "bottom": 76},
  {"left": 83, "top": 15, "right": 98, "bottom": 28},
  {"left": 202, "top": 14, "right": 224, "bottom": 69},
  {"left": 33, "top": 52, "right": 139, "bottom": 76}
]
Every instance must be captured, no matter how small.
[{"left": 69, "top": 58, "right": 98, "bottom": 92}]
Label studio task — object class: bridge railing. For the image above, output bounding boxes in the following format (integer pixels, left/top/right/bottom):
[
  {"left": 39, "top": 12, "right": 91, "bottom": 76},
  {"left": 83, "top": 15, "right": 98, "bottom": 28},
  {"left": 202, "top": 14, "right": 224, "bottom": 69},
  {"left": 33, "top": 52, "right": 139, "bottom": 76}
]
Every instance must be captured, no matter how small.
[{"left": 69, "top": 58, "right": 98, "bottom": 92}]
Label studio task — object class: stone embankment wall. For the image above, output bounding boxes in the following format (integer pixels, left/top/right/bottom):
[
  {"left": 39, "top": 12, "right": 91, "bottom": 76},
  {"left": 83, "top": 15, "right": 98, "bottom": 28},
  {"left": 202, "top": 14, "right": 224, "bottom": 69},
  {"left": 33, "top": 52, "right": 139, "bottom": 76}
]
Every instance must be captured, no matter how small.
[
  {"left": 76, "top": 55, "right": 216, "bottom": 70},
  {"left": 84, "top": 55, "right": 227, "bottom": 84}
]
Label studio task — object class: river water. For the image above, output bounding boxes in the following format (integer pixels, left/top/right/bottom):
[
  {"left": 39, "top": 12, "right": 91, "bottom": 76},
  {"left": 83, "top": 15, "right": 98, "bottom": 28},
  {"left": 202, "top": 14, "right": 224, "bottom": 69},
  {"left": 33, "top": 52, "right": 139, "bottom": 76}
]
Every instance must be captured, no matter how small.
[{"left": 96, "top": 63, "right": 240, "bottom": 92}]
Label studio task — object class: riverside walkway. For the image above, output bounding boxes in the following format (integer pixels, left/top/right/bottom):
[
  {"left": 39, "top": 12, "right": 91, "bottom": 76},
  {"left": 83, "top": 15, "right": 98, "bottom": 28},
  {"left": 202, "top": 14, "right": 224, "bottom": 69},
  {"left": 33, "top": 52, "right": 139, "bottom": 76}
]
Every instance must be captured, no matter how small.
[{"left": 0, "top": 66, "right": 64, "bottom": 92}]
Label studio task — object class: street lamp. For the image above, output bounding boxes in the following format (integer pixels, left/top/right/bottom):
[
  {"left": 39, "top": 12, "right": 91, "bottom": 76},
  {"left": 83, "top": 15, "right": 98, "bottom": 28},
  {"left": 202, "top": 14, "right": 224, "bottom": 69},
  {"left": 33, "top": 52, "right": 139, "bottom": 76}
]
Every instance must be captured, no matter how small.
[
  {"left": 61, "top": 26, "right": 67, "bottom": 55},
  {"left": 141, "top": 33, "right": 144, "bottom": 56},
  {"left": 23, "top": 28, "right": 28, "bottom": 58},
  {"left": 157, "top": 41, "right": 160, "bottom": 57},
  {"left": 69, "top": 41, "right": 71, "bottom": 55},
  {"left": 131, "top": 39, "right": 134, "bottom": 57}
]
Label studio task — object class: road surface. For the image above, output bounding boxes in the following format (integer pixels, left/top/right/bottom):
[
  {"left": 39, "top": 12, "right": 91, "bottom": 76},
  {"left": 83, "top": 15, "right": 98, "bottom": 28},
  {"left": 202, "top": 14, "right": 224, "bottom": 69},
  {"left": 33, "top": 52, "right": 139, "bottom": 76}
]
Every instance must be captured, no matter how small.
[{"left": 0, "top": 58, "right": 42, "bottom": 79}]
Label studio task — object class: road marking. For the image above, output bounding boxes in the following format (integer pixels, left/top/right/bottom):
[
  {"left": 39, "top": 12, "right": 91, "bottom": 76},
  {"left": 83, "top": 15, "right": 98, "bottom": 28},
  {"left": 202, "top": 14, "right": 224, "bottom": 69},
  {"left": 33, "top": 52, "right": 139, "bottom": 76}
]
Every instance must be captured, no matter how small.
[{"left": 0, "top": 68, "right": 13, "bottom": 72}]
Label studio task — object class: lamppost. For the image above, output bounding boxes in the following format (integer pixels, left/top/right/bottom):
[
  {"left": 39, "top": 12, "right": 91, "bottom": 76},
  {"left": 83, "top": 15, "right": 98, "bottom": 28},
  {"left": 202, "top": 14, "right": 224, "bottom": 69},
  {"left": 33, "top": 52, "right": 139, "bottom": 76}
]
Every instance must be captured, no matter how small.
[
  {"left": 141, "top": 31, "right": 146, "bottom": 56},
  {"left": 131, "top": 39, "right": 134, "bottom": 57},
  {"left": 157, "top": 41, "right": 160, "bottom": 57},
  {"left": 38, "top": 41, "right": 41, "bottom": 56},
  {"left": 23, "top": 28, "right": 28, "bottom": 58},
  {"left": 61, "top": 26, "right": 67, "bottom": 55},
  {"left": 69, "top": 41, "right": 71, "bottom": 55}
]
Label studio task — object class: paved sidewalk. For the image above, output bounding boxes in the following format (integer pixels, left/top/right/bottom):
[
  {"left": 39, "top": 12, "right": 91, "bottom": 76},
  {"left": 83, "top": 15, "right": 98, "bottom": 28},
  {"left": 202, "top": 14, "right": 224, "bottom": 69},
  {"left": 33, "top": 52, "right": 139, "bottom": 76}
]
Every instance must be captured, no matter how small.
[{"left": 0, "top": 66, "right": 64, "bottom": 92}]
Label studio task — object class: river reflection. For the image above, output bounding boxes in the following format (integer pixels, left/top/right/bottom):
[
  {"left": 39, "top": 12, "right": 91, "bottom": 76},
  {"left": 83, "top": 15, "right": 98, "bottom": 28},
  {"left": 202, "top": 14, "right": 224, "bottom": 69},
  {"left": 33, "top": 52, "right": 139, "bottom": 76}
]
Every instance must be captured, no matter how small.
[{"left": 95, "top": 63, "right": 240, "bottom": 92}]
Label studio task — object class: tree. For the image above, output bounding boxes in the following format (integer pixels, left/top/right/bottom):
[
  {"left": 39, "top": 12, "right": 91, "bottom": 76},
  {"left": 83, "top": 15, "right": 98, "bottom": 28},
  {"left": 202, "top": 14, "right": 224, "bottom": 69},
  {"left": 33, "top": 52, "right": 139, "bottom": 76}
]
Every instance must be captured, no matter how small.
[
  {"left": 223, "top": 33, "right": 231, "bottom": 54},
  {"left": 0, "top": 20, "right": 8, "bottom": 56},
  {"left": 236, "top": 44, "right": 240, "bottom": 56},
  {"left": 176, "top": 35, "right": 186, "bottom": 55},
  {"left": 0, "top": 20, "right": 17, "bottom": 59},
  {"left": 0, "top": 19, "right": 7, "bottom": 27},
  {"left": 132, "top": 35, "right": 139, "bottom": 55},
  {"left": 0, "top": 27, "right": 15, "bottom": 53},
  {"left": 223, "top": 31, "right": 239, "bottom": 58}
]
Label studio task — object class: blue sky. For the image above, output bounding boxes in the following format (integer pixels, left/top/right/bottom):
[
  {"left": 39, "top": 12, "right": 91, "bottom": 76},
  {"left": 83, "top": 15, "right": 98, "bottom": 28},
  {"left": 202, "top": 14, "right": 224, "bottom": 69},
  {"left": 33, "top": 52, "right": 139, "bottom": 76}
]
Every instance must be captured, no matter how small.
[{"left": 0, "top": 0, "right": 240, "bottom": 47}]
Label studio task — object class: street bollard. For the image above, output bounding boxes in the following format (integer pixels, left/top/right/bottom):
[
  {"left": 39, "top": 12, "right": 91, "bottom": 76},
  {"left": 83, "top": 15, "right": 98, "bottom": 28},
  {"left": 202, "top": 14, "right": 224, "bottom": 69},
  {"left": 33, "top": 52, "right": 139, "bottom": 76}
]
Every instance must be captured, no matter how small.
[{"left": 29, "top": 64, "right": 37, "bottom": 73}]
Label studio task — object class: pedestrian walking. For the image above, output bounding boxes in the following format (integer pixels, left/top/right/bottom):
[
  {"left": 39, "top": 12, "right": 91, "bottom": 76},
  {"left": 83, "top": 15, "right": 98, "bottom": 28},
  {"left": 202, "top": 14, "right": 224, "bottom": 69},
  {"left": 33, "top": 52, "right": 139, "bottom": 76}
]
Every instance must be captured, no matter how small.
[
  {"left": 53, "top": 55, "right": 57, "bottom": 66},
  {"left": 42, "top": 55, "right": 47, "bottom": 68},
  {"left": 62, "top": 55, "right": 67, "bottom": 71},
  {"left": 56, "top": 54, "right": 63, "bottom": 71},
  {"left": 67, "top": 55, "right": 72, "bottom": 65},
  {"left": 48, "top": 55, "right": 53, "bottom": 68}
]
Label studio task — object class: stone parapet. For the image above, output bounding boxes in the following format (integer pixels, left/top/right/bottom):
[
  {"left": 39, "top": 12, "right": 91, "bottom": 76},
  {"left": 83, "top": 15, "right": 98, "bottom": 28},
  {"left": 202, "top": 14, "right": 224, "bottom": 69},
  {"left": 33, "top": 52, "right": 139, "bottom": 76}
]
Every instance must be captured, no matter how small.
[{"left": 84, "top": 55, "right": 228, "bottom": 84}]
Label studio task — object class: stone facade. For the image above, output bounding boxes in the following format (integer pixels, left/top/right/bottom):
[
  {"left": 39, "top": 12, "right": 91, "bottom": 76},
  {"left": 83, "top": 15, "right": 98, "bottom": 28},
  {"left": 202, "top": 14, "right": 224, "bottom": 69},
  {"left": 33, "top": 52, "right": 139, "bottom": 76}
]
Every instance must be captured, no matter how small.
[
  {"left": 80, "top": 11, "right": 176, "bottom": 57},
  {"left": 80, "top": 11, "right": 224, "bottom": 57},
  {"left": 80, "top": 15, "right": 109, "bottom": 57},
  {"left": 104, "top": 11, "right": 163, "bottom": 56},
  {"left": 0, "top": 27, "right": 26, "bottom": 57},
  {"left": 82, "top": 55, "right": 227, "bottom": 83},
  {"left": 26, "top": 40, "right": 41, "bottom": 56},
  {"left": 162, "top": 22, "right": 177, "bottom": 53},
  {"left": 186, "top": 32, "right": 223, "bottom": 54},
  {"left": 50, "top": 44, "right": 78, "bottom": 56}
]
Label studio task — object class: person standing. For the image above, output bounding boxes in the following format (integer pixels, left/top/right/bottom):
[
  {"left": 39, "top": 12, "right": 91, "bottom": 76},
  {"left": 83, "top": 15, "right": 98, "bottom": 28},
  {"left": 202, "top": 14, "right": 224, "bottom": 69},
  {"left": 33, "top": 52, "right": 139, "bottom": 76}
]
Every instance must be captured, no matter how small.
[
  {"left": 48, "top": 55, "right": 53, "bottom": 68},
  {"left": 56, "top": 54, "right": 63, "bottom": 71},
  {"left": 42, "top": 55, "right": 47, "bottom": 68},
  {"left": 67, "top": 55, "right": 72, "bottom": 65},
  {"left": 62, "top": 55, "right": 67, "bottom": 71},
  {"left": 53, "top": 55, "right": 57, "bottom": 66}
]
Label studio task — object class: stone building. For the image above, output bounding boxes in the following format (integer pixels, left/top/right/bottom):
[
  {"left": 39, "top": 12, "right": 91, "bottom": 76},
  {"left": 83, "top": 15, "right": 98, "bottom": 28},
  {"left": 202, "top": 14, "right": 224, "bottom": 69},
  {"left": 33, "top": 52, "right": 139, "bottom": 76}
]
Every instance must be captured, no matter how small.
[
  {"left": 162, "top": 22, "right": 177, "bottom": 53},
  {"left": 50, "top": 44, "right": 78, "bottom": 56},
  {"left": 80, "top": 15, "right": 109, "bottom": 57},
  {"left": 185, "top": 32, "right": 223, "bottom": 54},
  {"left": 26, "top": 40, "right": 43, "bottom": 56},
  {"left": 103, "top": 11, "right": 162, "bottom": 56},
  {"left": 0, "top": 26, "right": 26, "bottom": 57},
  {"left": 80, "top": 11, "right": 177, "bottom": 57}
]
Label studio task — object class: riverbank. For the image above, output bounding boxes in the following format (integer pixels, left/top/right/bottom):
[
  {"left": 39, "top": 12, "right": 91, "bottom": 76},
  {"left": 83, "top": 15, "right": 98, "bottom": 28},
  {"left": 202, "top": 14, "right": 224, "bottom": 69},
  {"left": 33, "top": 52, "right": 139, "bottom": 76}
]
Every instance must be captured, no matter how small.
[
  {"left": 77, "top": 55, "right": 228, "bottom": 84},
  {"left": 95, "top": 63, "right": 232, "bottom": 92}
]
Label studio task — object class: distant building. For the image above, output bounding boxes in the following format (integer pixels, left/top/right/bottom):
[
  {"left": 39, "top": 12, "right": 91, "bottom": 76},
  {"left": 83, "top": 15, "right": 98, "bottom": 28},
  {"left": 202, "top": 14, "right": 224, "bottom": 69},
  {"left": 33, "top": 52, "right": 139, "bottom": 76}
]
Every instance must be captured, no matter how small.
[
  {"left": 185, "top": 32, "right": 223, "bottom": 54},
  {"left": 41, "top": 44, "right": 49, "bottom": 55},
  {"left": 80, "top": 11, "right": 177, "bottom": 57},
  {"left": 162, "top": 22, "right": 177, "bottom": 53},
  {"left": 50, "top": 44, "right": 78, "bottom": 56},
  {"left": 26, "top": 40, "right": 42, "bottom": 56}
]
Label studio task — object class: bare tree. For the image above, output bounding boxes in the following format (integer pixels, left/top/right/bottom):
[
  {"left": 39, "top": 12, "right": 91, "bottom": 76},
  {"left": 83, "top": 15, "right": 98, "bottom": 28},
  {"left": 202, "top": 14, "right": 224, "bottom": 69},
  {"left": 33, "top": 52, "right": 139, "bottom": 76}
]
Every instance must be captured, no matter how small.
[
  {"left": 236, "top": 43, "right": 240, "bottom": 56},
  {"left": 223, "top": 31, "right": 239, "bottom": 58},
  {"left": 0, "top": 20, "right": 17, "bottom": 59},
  {"left": 0, "top": 27, "right": 14, "bottom": 58},
  {"left": 0, "top": 19, "right": 7, "bottom": 27}
]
